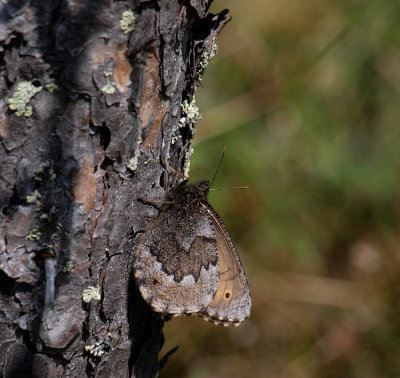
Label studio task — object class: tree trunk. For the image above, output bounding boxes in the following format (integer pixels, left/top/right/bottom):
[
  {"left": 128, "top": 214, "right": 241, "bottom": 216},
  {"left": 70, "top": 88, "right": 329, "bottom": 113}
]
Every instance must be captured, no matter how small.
[{"left": 0, "top": 1, "right": 230, "bottom": 376}]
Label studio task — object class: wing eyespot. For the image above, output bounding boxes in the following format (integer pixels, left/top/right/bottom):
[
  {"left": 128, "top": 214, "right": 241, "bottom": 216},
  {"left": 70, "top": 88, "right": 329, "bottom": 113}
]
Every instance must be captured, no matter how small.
[{"left": 225, "top": 291, "right": 231, "bottom": 300}]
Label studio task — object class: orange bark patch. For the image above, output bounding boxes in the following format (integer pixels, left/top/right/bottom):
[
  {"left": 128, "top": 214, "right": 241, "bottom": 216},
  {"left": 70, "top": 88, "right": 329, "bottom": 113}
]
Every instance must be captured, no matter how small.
[
  {"left": 73, "top": 155, "right": 96, "bottom": 213},
  {"left": 0, "top": 116, "right": 7, "bottom": 139},
  {"left": 90, "top": 41, "right": 132, "bottom": 92},
  {"left": 112, "top": 44, "right": 132, "bottom": 92},
  {"left": 139, "top": 52, "right": 167, "bottom": 150}
]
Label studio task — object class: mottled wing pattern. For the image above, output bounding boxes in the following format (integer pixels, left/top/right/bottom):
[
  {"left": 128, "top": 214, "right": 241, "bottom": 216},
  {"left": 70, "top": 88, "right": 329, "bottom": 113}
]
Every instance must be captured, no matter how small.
[
  {"left": 199, "top": 202, "right": 251, "bottom": 326},
  {"left": 134, "top": 206, "right": 219, "bottom": 315}
]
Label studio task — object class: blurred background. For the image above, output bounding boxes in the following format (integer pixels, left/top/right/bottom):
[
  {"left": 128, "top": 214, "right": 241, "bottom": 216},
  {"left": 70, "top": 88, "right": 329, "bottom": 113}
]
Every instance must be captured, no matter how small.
[{"left": 160, "top": 0, "right": 400, "bottom": 377}]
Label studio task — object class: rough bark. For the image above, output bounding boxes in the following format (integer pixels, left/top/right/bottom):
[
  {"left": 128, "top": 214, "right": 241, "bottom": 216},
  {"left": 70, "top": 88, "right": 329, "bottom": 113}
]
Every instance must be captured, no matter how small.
[{"left": 0, "top": 0, "right": 230, "bottom": 376}]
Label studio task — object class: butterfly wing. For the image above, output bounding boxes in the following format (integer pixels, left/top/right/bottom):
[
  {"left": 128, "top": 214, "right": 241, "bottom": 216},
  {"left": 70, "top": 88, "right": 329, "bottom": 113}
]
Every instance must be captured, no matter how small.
[
  {"left": 199, "top": 203, "right": 251, "bottom": 326},
  {"left": 134, "top": 207, "right": 220, "bottom": 315}
]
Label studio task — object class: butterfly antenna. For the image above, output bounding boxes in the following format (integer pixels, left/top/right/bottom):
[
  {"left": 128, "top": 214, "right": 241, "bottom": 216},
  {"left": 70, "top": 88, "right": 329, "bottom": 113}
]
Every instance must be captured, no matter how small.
[
  {"left": 162, "top": 157, "right": 188, "bottom": 180},
  {"left": 209, "top": 186, "right": 249, "bottom": 191},
  {"left": 209, "top": 145, "right": 226, "bottom": 188}
]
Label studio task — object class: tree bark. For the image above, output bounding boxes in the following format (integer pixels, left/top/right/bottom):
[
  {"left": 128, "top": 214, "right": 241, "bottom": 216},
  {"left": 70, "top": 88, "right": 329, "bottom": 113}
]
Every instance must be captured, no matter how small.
[{"left": 0, "top": 1, "right": 230, "bottom": 376}]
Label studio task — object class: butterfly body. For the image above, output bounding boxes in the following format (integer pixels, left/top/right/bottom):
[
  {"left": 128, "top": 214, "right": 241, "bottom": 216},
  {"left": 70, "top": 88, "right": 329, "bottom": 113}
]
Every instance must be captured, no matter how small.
[{"left": 134, "top": 180, "right": 251, "bottom": 326}]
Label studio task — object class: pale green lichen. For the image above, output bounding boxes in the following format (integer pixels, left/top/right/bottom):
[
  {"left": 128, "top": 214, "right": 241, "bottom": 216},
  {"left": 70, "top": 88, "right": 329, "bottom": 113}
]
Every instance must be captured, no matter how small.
[
  {"left": 39, "top": 213, "right": 49, "bottom": 220},
  {"left": 48, "top": 166, "right": 56, "bottom": 181},
  {"left": 35, "top": 161, "right": 50, "bottom": 177},
  {"left": 26, "top": 230, "right": 42, "bottom": 241},
  {"left": 35, "top": 160, "right": 56, "bottom": 181},
  {"left": 101, "top": 71, "right": 117, "bottom": 94},
  {"left": 172, "top": 96, "right": 200, "bottom": 145},
  {"left": 8, "top": 81, "right": 42, "bottom": 117},
  {"left": 126, "top": 156, "right": 138, "bottom": 172},
  {"left": 63, "top": 260, "right": 74, "bottom": 273},
  {"left": 198, "top": 37, "right": 218, "bottom": 82},
  {"left": 82, "top": 286, "right": 101, "bottom": 303},
  {"left": 183, "top": 145, "right": 194, "bottom": 179},
  {"left": 120, "top": 10, "right": 136, "bottom": 34},
  {"left": 26, "top": 190, "right": 42, "bottom": 206},
  {"left": 51, "top": 232, "right": 58, "bottom": 240},
  {"left": 45, "top": 83, "right": 58, "bottom": 92},
  {"left": 181, "top": 96, "right": 200, "bottom": 122},
  {"left": 126, "top": 134, "right": 142, "bottom": 171},
  {"left": 85, "top": 333, "right": 112, "bottom": 357},
  {"left": 101, "top": 80, "right": 116, "bottom": 94}
]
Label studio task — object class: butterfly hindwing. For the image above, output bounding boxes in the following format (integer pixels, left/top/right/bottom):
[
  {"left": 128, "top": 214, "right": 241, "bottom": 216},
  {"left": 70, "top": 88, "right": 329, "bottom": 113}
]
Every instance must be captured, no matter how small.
[{"left": 134, "top": 204, "right": 219, "bottom": 315}]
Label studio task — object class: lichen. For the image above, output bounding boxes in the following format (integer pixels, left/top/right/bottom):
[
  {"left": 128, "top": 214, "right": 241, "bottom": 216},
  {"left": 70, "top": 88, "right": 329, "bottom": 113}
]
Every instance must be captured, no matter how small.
[
  {"left": 63, "top": 260, "right": 74, "bottom": 273},
  {"left": 49, "top": 167, "right": 56, "bottom": 181},
  {"left": 82, "top": 286, "right": 101, "bottom": 303},
  {"left": 45, "top": 83, "right": 58, "bottom": 92},
  {"left": 198, "top": 37, "right": 218, "bottom": 82},
  {"left": 172, "top": 96, "right": 200, "bottom": 145},
  {"left": 85, "top": 333, "right": 112, "bottom": 357},
  {"left": 181, "top": 96, "right": 200, "bottom": 123},
  {"left": 35, "top": 160, "right": 56, "bottom": 181},
  {"left": 8, "top": 81, "right": 43, "bottom": 117},
  {"left": 183, "top": 145, "right": 194, "bottom": 179},
  {"left": 35, "top": 161, "right": 50, "bottom": 176},
  {"left": 26, "top": 190, "right": 42, "bottom": 206},
  {"left": 101, "top": 71, "right": 117, "bottom": 94},
  {"left": 101, "top": 81, "right": 116, "bottom": 94},
  {"left": 126, "top": 156, "right": 138, "bottom": 172},
  {"left": 126, "top": 134, "right": 142, "bottom": 171},
  {"left": 120, "top": 10, "right": 136, "bottom": 34},
  {"left": 25, "top": 230, "right": 42, "bottom": 241}
]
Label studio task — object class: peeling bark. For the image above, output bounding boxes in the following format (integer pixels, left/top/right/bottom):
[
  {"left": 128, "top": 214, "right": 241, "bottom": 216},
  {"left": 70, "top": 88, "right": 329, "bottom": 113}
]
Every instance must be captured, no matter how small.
[{"left": 0, "top": 0, "right": 230, "bottom": 376}]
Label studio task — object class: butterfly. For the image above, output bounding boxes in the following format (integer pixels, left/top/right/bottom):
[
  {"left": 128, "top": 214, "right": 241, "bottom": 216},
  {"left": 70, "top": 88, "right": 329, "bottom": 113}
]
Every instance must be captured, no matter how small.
[{"left": 134, "top": 163, "right": 251, "bottom": 326}]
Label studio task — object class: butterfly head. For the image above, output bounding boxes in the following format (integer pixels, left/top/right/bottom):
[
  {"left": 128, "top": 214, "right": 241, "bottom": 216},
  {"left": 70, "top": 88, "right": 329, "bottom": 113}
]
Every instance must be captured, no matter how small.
[{"left": 194, "top": 180, "right": 210, "bottom": 199}]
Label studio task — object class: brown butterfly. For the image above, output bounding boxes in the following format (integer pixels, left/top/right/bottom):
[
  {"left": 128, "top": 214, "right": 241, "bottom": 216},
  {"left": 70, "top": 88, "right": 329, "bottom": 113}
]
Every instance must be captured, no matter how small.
[{"left": 134, "top": 157, "right": 251, "bottom": 326}]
